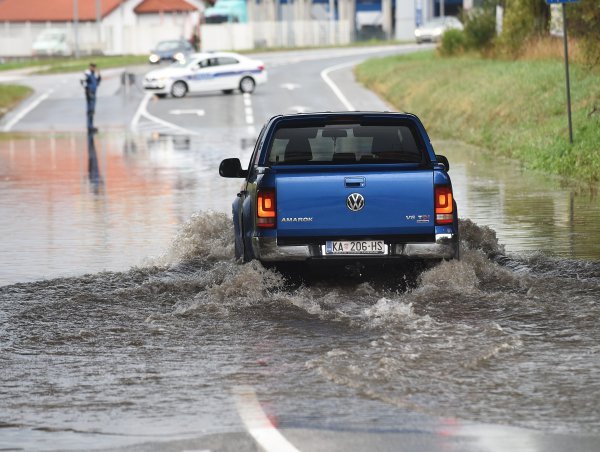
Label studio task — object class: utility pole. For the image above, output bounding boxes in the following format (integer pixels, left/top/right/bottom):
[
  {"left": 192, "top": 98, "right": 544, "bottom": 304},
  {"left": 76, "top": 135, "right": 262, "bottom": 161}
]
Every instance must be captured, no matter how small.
[
  {"left": 440, "top": 0, "right": 445, "bottom": 17},
  {"left": 562, "top": 3, "right": 573, "bottom": 144},
  {"left": 329, "top": 0, "right": 335, "bottom": 44},
  {"left": 73, "top": 0, "right": 80, "bottom": 58},
  {"left": 96, "top": 0, "right": 102, "bottom": 47},
  {"left": 546, "top": 0, "right": 578, "bottom": 144}
]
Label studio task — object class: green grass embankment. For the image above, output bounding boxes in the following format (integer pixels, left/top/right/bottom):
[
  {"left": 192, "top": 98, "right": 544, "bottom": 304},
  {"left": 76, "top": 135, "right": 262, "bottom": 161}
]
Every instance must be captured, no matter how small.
[
  {"left": 0, "top": 84, "right": 33, "bottom": 118},
  {"left": 355, "top": 51, "right": 600, "bottom": 184},
  {"left": 0, "top": 55, "right": 148, "bottom": 74}
]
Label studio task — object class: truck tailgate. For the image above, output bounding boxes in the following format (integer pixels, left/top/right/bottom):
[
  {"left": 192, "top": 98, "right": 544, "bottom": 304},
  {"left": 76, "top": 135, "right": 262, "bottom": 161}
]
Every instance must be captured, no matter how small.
[{"left": 275, "top": 169, "right": 435, "bottom": 238}]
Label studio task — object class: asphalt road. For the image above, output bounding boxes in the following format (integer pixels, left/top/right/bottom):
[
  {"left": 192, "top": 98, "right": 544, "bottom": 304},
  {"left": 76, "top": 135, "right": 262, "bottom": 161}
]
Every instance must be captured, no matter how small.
[{"left": 0, "top": 45, "right": 411, "bottom": 135}]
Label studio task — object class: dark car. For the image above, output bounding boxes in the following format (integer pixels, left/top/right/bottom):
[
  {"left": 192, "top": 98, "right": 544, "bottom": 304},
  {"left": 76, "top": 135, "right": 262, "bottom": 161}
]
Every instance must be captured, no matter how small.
[{"left": 148, "top": 39, "right": 194, "bottom": 64}]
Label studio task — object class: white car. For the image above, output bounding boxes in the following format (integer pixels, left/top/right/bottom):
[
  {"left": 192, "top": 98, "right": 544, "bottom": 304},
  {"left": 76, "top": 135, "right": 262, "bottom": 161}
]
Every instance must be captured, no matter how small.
[
  {"left": 415, "top": 16, "right": 464, "bottom": 43},
  {"left": 143, "top": 52, "right": 267, "bottom": 98},
  {"left": 32, "top": 29, "right": 71, "bottom": 56}
]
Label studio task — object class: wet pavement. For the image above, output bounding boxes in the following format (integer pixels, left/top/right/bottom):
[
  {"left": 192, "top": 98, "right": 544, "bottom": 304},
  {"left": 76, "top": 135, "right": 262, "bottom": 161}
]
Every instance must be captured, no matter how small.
[
  {"left": 1, "top": 133, "right": 599, "bottom": 286},
  {"left": 1, "top": 132, "right": 599, "bottom": 451},
  {"left": 1, "top": 46, "right": 599, "bottom": 451}
]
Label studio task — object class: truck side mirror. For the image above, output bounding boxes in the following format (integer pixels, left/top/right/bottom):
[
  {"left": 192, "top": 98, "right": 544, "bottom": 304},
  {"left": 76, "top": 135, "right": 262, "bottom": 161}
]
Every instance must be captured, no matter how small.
[
  {"left": 436, "top": 154, "right": 450, "bottom": 171},
  {"left": 219, "top": 158, "right": 247, "bottom": 178}
]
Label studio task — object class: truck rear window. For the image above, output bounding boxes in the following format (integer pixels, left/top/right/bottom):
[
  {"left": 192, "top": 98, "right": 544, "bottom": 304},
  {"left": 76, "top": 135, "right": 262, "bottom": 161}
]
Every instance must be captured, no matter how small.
[{"left": 267, "top": 124, "right": 427, "bottom": 165}]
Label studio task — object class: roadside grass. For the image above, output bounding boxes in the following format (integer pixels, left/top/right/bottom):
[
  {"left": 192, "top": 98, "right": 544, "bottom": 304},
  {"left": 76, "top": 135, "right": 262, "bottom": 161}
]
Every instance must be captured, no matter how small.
[
  {"left": 0, "top": 84, "right": 33, "bottom": 118},
  {"left": 355, "top": 51, "right": 600, "bottom": 184},
  {"left": 0, "top": 41, "right": 410, "bottom": 73},
  {"left": 0, "top": 55, "right": 148, "bottom": 74}
]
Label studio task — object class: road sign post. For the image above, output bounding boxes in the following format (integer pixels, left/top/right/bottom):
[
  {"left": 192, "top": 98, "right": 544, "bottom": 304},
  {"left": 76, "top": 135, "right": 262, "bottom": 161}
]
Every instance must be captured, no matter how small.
[{"left": 546, "top": 0, "right": 579, "bottom": 144}]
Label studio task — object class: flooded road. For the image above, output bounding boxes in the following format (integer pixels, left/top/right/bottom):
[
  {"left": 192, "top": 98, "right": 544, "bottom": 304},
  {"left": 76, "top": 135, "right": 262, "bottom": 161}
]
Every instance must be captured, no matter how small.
[
  {"left": 1, "top": 212, "right": 599, "bottom": 450},
  {"left": 1, "top": 134, "right": 599, "bottom": 286},
  {"left": 1, "top": 132, "right": 599, "bottom": 450}
]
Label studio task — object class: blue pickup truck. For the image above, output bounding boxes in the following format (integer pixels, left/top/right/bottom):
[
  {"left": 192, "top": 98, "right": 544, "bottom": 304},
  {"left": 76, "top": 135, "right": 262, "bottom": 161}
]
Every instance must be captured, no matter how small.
[{"left": 219, "top": 112, "right": 459, "bottom": 264}]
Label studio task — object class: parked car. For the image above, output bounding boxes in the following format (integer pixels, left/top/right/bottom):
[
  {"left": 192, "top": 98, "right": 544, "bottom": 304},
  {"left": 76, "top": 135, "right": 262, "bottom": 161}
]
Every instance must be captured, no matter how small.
[
  {"left": 415, "top": 16, "right": 463, "bottom": 43},
  {"left": 32, "top": 29, "right": 71, "bottom": 56},
  {"left": 148, "top": 39, "right": 194, "bottom": 64},
  {"left": 143, "top": 52, "right": 267, "bottom": 97},
  {"left": 219, "top": 112, "right": 459, "bottom": 264}
]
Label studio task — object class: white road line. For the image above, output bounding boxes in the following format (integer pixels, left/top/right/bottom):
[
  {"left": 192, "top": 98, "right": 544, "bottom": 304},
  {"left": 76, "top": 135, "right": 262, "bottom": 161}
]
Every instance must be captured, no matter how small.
[
  {"left": 143, "top": 109, "right": 201, "bottom": 136},
  {"left": 320, "top": 60, "right": 362, "bottom": 111},
  {"left": 169, "top": 109, "right": 205, "bottom": 116},
  {"left": 243, "top": 93, "right": 255, "bottom": 128},
  {"left": 2, "top": 89, "right": 54, "bottom": 132},
  {"left": 130, "top": 92, "right": 152, "bottom": 133},
  {"left": 233, "top": 386, "right": 300, "bottom": 452},
  {"left": 130, "top": 92, "right": 200, "bottom": 136}
]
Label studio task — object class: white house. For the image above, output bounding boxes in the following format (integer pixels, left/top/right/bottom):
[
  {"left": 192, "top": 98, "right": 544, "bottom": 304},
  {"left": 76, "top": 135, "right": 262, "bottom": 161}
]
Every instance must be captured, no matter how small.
[{"left": 0, "top": 0, "right": 204, "bottom": 57}]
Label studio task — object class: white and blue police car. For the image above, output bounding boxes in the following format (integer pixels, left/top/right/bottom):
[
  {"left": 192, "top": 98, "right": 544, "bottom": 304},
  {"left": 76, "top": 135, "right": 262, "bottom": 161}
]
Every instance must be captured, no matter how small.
[{"left": 143, "top": 51, "right": 267, "bottom": 98}]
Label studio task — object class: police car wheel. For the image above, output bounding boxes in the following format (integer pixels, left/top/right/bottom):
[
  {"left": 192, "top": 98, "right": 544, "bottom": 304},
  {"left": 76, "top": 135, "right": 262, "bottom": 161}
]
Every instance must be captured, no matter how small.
[
  {"left": 171, "top": 81, "right": 188, "bottom": 98},
  {"left": 239, "top": 77, "right": 255, "bottom": 94}
]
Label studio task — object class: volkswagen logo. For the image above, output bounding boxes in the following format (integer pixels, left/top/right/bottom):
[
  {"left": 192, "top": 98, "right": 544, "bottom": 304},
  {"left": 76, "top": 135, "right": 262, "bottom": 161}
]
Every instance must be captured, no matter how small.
[{"left": 347, "top": 193, "right": 365, "bottom": 211}]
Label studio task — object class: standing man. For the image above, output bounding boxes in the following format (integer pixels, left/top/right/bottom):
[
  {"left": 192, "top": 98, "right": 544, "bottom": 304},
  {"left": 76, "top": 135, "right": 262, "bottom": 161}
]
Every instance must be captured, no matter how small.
[{"left": 81, "top": 62, "right": 101, "bottom": 133}]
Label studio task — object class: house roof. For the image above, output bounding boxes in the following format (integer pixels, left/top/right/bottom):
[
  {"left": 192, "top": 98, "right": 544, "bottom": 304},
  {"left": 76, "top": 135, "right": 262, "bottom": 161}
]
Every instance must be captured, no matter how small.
[
  {"left": 0, "top": 0, "right": 124, "bottom": 22},
  {"left": 0, "top": 0, "right": 197, "bottom": 22},
  {"left": 134, "top": 0, "right": 197, "bottom": 14}
]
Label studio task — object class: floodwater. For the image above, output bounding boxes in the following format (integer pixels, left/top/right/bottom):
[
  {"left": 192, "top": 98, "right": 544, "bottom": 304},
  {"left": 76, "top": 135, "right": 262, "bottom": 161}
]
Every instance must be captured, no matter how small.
[{"left": 0, "top": 133, "right": 599, "bottom": 450}]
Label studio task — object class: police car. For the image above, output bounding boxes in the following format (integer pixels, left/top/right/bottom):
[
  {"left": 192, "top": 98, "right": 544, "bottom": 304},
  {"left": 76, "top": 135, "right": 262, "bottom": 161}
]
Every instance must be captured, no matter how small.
[{"left": 143, "top": 52, "right": 267, "bottom": 98}]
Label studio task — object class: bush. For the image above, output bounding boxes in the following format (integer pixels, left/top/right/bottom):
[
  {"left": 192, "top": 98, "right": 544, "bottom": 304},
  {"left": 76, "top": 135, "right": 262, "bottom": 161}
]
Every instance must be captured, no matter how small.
[
  {"left": 439, "top": 29, "right": 466, "bottom": 56},
  {"left": 496, "top": 0, "right": 550, "bottom": 57},
  {"left": 463, "top": 5, "right": 496, "bottom": 51}
]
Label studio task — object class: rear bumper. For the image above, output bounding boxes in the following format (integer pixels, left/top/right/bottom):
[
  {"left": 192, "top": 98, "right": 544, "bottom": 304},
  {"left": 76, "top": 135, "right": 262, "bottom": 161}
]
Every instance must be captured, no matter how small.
[{"left": 252, "top": 233, "right": 459, "bottom": 262}]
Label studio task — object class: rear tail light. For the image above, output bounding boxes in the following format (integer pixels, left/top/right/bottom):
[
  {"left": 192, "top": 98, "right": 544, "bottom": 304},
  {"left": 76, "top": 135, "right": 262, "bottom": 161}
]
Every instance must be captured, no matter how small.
[
  {"left": 257, "top": 189, "right": 276, "bottom": 228},
  {"left": 257, "top": 64, "right": 265, "bottom": 71},
  {"left": 435, "top": 185, "right": 454, "bottom": 225}
]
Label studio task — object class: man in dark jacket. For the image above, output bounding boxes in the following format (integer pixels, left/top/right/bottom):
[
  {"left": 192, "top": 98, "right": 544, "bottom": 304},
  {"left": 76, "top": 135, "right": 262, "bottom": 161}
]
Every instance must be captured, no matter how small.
[{"left": 81, "top": 63, "right": 101, "bottom": 132}]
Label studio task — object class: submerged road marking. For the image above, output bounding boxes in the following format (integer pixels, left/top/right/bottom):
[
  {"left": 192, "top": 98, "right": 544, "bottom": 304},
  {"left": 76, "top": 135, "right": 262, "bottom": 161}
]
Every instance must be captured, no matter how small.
[
  {"left": 130, "top": 92, "right": 152, "bottom": 132},
  {"left": 233, "top": 386, "right": 300, "bottom": 452},
  {"left": 320, "top": 61, "right": 359, "bottom": 111},
  {"left": 243, "top": 93, "right": 255, "bottom": 135},
  {"left": 130, "top": 92, "right": 200, "bottom": 136},
  {"left": 2, "top": 89, "right": 54, "bottom": 132}
]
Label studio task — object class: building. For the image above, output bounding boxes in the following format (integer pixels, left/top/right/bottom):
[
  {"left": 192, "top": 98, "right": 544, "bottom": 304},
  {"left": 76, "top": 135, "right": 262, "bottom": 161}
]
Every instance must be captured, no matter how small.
[
  {"left": 0, "top": 0, "right": 203, "bottom": 57},
  {"left": 0, "top": 0, "right": 467, "bottom": 56}
]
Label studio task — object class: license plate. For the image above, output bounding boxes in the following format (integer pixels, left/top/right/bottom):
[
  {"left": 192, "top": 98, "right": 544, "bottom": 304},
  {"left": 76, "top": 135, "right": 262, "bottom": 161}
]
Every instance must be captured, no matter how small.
[{"left": 324, "top": 240, "right": 387, "bottom": 255}]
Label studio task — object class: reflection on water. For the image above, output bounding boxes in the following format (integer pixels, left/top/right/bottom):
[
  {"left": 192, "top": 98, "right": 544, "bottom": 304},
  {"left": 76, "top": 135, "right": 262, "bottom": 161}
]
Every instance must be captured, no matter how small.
[
  {"left": 438, "top": 140, "right": 600, "bottom": 260},
  {"left": 0, "top": 132, "right": 253, "bottom": 285},
  {"left": 86, "top": 132, "right": 103, "bottom": 194},
  {"left": 0, "top": 135, "right": 598, "bottom": 285}
]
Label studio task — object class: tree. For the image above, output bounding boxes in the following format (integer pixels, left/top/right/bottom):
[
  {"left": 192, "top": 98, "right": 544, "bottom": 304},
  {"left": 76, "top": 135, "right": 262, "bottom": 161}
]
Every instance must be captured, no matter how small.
[
  {"left": 568, "top": 0, "right": 600, "bottom": 67},
  {"left": 496, "top": 0, "right": 550, "bottom": 56}
]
